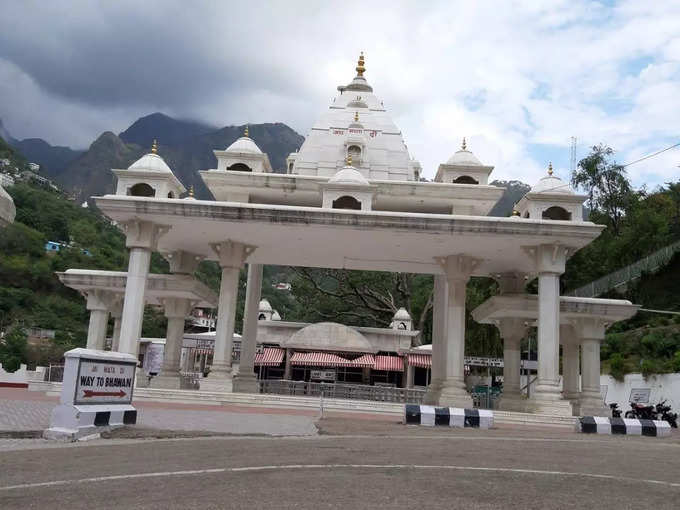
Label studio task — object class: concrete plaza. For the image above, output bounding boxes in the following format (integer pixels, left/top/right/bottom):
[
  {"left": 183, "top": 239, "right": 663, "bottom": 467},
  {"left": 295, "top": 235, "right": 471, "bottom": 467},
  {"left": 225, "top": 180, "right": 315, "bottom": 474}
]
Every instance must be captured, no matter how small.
[{"left": 1, "top": 388, "right": 679, "bottom": 509}]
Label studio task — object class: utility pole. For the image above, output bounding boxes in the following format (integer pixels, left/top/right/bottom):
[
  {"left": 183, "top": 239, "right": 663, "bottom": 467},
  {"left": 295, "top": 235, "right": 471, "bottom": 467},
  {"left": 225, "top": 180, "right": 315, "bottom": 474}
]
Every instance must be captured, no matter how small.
[{"left": 570, "top": 136, "right": 577, "bottom": 174}]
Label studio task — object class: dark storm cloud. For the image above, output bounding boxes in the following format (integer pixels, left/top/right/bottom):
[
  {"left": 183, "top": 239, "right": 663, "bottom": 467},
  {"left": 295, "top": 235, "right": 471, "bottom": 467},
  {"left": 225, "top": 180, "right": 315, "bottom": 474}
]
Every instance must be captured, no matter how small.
[{"left": 0, "top": 2, "right": 280, "bottom": 109}]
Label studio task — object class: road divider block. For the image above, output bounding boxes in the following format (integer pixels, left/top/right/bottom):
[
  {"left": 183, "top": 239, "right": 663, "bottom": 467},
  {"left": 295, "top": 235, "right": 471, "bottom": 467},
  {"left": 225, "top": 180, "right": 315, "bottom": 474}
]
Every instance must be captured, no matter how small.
[
  {"left": 405, "top": 404, "right": 493, "bottom": 429},
  {"left": 576, "top": 416, "right": 671, "bottom": 437}
]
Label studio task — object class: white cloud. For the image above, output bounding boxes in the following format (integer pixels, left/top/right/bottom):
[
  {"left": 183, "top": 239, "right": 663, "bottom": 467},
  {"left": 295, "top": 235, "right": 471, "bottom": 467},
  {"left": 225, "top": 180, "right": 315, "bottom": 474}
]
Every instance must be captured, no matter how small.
[{"left": 0, "top": 0, "right": 678, "bottom": 188}]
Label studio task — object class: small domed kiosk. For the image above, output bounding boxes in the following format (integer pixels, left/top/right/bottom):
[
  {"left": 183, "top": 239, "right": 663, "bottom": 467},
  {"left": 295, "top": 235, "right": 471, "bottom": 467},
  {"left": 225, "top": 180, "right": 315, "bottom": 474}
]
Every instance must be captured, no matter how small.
[
  {"left": 516, "top": 163, "right": 586, "bottom": 221},
  {"left": 435, "top": 138, "right": 494, "bottom": 185},
  {"left": 321, "top": 155, "right": 375, "bottom": 210},
  {"left": 213, "top": 126, "right": 273, "bottom": 173},
  {"left": 113, "top": 140, "right": 186, "bottom": 199}
]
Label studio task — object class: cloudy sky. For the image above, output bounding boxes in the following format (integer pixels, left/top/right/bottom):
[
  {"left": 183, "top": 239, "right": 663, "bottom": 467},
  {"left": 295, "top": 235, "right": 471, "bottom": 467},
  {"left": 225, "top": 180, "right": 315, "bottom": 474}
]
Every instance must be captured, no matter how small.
[{"left": 1, "top": 0, "right": 679, "bottom": 187}]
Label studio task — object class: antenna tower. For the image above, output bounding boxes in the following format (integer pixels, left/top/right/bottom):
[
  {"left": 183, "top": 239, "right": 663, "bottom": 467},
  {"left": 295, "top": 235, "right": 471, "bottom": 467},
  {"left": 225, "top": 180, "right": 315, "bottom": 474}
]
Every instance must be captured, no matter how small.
[{"left": 570, "top": 136, "right": 577, "bottom": 173}]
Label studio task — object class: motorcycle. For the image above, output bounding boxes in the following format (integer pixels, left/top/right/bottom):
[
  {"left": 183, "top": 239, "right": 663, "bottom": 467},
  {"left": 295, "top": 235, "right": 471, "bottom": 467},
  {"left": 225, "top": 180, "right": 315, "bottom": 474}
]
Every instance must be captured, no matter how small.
[
  {"left": 655, "top": 400, "right": 678, "bottom": 428},
  {"left": 625, "top": 402, "right": 656, "bottom": 420},
  {"left": 609, "top": 402, "right": 621, "bottom": 418}
]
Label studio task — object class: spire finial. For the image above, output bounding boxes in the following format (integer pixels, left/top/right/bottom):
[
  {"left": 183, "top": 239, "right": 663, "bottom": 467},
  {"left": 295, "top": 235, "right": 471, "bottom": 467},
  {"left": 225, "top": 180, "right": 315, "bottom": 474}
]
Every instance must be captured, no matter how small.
[
  {"left": 244, "top": 125, "right": 249, "bottom": 137},
  {"left": 461, "top": 137, "right": 467, "bottom": 151},
  {"left": 346, "top": 153, "right": 353, "bottom": 166},
  {"left": 356, "top": 51, "right": 365, "bottom": 77},
  {"left": 151, "top": 139, "right": 158, "bottom": 154},
  {"left": 189, "top": 185, "right": 195, "bottom": 198},
  {"left": 354, "top": 111, "right": 359, "bottom": 122},
  {"left": 548, "top": 162, "right": 553, "bottom": 176}
]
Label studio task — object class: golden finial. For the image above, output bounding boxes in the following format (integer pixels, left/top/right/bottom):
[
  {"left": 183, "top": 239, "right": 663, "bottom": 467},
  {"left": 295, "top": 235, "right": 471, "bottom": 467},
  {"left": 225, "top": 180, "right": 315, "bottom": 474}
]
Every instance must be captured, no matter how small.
[
  {"left": 346, "top": 154, "right": 353, "bottom": 166},
  {"left": 151, "top": 139, "right": 158, "bottom": 154},
  {"left": 244, "top": 125, "right": 249, "bottom": 137},
  {"left": 548, "top": 162, "right": 553, "bottom": 176},
  {"left": 461, "top": 137, "right": 467, "bottom": 151},
  {"left": 189, "top": 185, "right": 195, "bottom": 198},
  {"left": 354, "top": 111, "right": 359, "bottom": 122},
  {"left": 511, "top": 209, "right": 521, "bottom": 217},
  {"left": 356, "top": 51, "right": 365, "bottom": 77}
]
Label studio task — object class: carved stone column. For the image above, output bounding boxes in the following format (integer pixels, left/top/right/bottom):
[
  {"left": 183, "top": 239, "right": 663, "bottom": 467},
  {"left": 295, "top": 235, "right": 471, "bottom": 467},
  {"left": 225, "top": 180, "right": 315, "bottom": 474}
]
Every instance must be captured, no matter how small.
[
  {"left": 233, "top": 263, "right": 263, "bottom": 393},
  {"left": 118, "top": 220, "right": 168, "bottom": 356}
]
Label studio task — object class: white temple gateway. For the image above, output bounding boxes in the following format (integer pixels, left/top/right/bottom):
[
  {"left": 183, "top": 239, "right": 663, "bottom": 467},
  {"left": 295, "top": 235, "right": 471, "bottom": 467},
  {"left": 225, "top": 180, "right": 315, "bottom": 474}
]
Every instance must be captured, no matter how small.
[{"left": 72, "top": 53, "right": 637, "bottom": 417}]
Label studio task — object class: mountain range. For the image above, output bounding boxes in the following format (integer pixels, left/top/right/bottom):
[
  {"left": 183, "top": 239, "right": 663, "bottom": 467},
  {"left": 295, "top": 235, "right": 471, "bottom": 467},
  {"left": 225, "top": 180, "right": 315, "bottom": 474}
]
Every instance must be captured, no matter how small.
[{"left": 2, "top": 113, "right": 527, "bottom": 214}]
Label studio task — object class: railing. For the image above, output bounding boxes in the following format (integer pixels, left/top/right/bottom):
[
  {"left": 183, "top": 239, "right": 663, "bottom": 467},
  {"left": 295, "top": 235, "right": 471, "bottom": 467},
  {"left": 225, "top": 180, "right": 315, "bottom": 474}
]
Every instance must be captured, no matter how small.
[
  {"left": 470, "top": 388, "right": 501, "bottom": 409},
  {"left": 180, "top": 372, "right": 201, "bottom": 390},
  {"left": 45, "top": 364, "right": 64, "bottom": 382},
  {"left": 567, "top": 240, "right": 680, "bottom": 298},
  {"left": 259, "top": 379, "right": 427, "bottom": 404}
]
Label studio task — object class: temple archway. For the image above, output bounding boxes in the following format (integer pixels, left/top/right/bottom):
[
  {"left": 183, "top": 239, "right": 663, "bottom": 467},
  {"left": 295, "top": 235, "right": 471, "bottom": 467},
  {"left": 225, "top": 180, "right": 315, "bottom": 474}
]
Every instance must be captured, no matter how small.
[
  {"left": 542, "top": 206, "right": 571, "bottom": 221},
  {"left": 332, "top": 196, "right": 362, "bottom": 210},
  {"left": 228, "top": 163, "right": 253, "bottom": 172},
  {"left": 453, "top": 175, "right": 479, "bottom": 185},
  {"left": 129, "top": 183, "right": 155, "bottom": 197}
]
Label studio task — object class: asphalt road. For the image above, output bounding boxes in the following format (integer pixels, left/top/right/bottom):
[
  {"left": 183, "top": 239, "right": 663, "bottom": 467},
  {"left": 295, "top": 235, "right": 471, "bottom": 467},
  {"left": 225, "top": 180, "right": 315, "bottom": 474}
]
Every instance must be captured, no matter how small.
[{"left": 1, "top": 419, "right": 679, "bottom": 509}]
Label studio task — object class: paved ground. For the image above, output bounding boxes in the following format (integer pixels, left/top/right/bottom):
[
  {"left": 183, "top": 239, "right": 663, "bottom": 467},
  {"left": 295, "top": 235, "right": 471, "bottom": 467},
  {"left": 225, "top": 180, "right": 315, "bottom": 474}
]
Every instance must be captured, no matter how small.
[
  {"left": 0, "top": 420, "right": 678, "bottom": 509},
  {"left": 1, "top": 388, "right": 680, "bottom": 508},
  {"left": 0, "top": 388, "right": 318, "bottom": 437}
]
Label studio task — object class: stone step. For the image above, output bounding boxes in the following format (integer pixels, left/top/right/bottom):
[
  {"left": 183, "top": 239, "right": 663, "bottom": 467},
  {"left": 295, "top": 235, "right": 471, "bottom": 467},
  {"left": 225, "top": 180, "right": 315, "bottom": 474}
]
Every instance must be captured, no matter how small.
[{"left": 26, "top": 381, "right": 576, "bottom": 427}]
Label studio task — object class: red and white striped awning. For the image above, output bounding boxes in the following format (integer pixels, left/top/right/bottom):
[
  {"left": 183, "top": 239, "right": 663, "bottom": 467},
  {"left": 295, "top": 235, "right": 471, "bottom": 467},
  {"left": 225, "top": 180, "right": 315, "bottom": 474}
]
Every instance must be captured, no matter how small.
[
  {"left": 290, "top": 352, "right": 356, "bottom": 367},
  {"left": 351, "top": 353, "right": 375, "bottom": 367},
  {"left": 254, "top": 347, "right": 285, "bottom": 367},
  {"left": 407, "top": 353, "right": 432, "bottom": 368},
  {"left": 374, "top": 355, "right": 404, "bottom": 372}
]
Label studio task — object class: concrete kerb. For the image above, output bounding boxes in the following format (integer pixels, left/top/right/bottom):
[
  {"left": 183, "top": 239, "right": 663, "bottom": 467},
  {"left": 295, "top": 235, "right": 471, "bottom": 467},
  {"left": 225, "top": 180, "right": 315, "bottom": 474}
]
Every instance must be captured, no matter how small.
[{"left": 577, "top": 416, "right": 672, "bottom": 437}]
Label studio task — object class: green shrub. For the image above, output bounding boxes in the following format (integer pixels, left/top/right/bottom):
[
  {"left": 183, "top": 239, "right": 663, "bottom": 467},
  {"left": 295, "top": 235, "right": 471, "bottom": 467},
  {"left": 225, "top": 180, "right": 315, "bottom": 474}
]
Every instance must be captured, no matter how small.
[{"left": 609, "top": 353, "right": 627, "bottom": 381}]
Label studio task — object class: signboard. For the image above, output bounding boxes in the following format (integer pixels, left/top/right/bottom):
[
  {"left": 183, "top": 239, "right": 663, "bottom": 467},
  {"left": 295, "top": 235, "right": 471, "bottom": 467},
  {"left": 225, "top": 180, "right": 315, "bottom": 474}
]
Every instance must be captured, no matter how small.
[
  {"left": 310, "top": 369, "right": 336, "bottom": 381},
  {"left": 74, "top": 358, "right": 135, "bottom": 405},
  {"left": 142, "top": 343, "right": 164, "bottom": 375},
  {"left": 629, "top": 388, "right": 651, "bottom": 403}
]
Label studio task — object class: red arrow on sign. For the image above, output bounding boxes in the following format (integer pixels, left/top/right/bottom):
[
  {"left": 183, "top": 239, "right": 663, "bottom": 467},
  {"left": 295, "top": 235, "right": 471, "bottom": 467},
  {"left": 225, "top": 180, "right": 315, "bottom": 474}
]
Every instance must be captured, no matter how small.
[{"left": 83, "top": 389, "right": 126, "bottom": 398}]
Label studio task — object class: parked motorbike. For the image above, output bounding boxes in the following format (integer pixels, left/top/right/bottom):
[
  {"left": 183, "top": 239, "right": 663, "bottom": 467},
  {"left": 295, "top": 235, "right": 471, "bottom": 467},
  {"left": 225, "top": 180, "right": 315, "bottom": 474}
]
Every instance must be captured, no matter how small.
[
  {"left": 655, "top": 400, "right": 678, "bottom": 428},
  {"left": 625, "top": 402, "right": 656, "bottom": 420},
  {"left": 609, "top": 402, "right": 622, "bottom": 418}
]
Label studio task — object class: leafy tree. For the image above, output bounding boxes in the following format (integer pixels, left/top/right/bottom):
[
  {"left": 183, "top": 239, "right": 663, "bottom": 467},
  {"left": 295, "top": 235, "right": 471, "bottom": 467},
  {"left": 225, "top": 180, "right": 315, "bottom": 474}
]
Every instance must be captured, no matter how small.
[
  {"left": 608, "top": 353, "right": 626, "bottom": 382},
  {"left": 0, "top": 326, "right": 28, "bottom": 372},
  {"left": 571, "top": 144, "right": 634, "bottom": 235}
]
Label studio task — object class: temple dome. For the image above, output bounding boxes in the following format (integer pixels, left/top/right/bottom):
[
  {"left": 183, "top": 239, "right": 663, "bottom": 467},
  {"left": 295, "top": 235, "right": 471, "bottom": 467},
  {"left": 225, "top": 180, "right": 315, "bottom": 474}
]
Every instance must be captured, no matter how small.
[
  {"left": 259, "top": 298, "right": 273, "bottom": 312},
  {"left": 393, "top": 307, "right": 411, "bottom": 320},
  {"left": 329, "top": 166, "right": 369, "bottom": 186},
  {"left": 530, "top": 164, "right": 574, "bottom": 194},
  {"left": 226, "top": 136, "right": 262, "bottom": 154},
  {"left": 129, "top": 152, "right": 173, "bottom": 173},
  {"left": 446, "top": 140, "right": 483, "bottom": 166}
]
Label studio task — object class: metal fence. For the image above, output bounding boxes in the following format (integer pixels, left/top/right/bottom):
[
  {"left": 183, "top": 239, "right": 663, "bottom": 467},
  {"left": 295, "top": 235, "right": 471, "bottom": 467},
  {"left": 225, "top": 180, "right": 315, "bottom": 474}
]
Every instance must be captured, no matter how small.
[
  {"left": 45, "top": 364, "right": 64, "bottom": 382},
  {"left": 259, "top": 379, "right": 427, "bottom": 404},
  {"left": 180, "top": 372, "right": 201, "bottom": 390},
  {"left": 470, "top": 390, "right": 501, "bottom": 410},
  {"left": 567, "top": 240, "right": 680, "bottom": 298}
]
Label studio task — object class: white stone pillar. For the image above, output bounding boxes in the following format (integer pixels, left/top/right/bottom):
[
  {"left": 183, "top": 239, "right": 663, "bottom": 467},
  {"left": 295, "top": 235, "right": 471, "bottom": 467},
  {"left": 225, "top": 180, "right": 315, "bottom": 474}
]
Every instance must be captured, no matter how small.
[
  {"left": 233, "top": 263, "right": 263, "bottom": 393},
  {"left": 561, "top": 325, "right": 580, "bottom": 403},
  {"left": 424, "top": 275, "right": 447, "bottom": 404},
  {"left": 110, "top": 301, "right": 123, "bottom": 352},
  {"left": 85, "top": 290, "right": 111, "bottom": 350},
  {"left": 496, "top": 318, "right": 525, "bottom": 410},
  {"left": 522, "top": 244, "right": 572, "bottom": 415},
  {"left": 437, "top": 255, "right": 478, "bottom": 408},
  {"left": 406, "top": 363, "right": 415, "bottom": 389},
  {"left": 154, "top": 297, "right": 193, "bottom": 390},
  {"left": 118, "top": 220, "right": 168, "bottom": 356},
  {"left": 202, "top": 240, "right": 252, "bottom": 392},
  {"left": 573, "top": 318, "right": 610, "bottom": 417}
]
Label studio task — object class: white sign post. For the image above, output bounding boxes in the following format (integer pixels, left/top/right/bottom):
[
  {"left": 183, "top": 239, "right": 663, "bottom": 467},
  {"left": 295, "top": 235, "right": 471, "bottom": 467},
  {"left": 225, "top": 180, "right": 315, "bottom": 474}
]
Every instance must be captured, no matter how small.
[{"left": 44, "top": 348, "right": 138, "bottom": 441}]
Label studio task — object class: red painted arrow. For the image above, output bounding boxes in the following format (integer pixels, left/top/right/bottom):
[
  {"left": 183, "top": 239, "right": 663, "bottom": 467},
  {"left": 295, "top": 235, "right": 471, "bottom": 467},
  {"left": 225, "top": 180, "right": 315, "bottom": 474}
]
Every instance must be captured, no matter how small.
[{"left": 83, "top": 389, "right": 126, "bottom": 398}]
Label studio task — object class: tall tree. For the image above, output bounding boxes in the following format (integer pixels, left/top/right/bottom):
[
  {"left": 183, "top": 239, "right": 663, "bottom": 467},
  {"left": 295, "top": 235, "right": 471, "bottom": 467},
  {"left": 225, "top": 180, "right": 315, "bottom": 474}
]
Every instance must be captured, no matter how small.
[{"left": 571, "top": 144, "right": 634, "bottom": 235}]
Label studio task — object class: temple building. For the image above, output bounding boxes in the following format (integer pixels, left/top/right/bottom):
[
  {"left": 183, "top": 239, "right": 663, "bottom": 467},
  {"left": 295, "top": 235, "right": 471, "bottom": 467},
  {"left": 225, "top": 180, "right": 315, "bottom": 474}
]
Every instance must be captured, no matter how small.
[{"left": 65, "top": 53, "right": 638, "bottom": 417}]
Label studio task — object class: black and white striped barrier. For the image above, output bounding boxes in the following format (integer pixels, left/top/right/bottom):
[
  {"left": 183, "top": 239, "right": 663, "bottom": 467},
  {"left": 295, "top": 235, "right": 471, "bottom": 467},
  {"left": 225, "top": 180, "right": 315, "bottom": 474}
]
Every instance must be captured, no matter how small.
[
  {"left": 405, "top": 404, "right": 493, "bottom": 429},
  {"left": 577, "top": 416, "right": 671, "bottom": 437}
]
